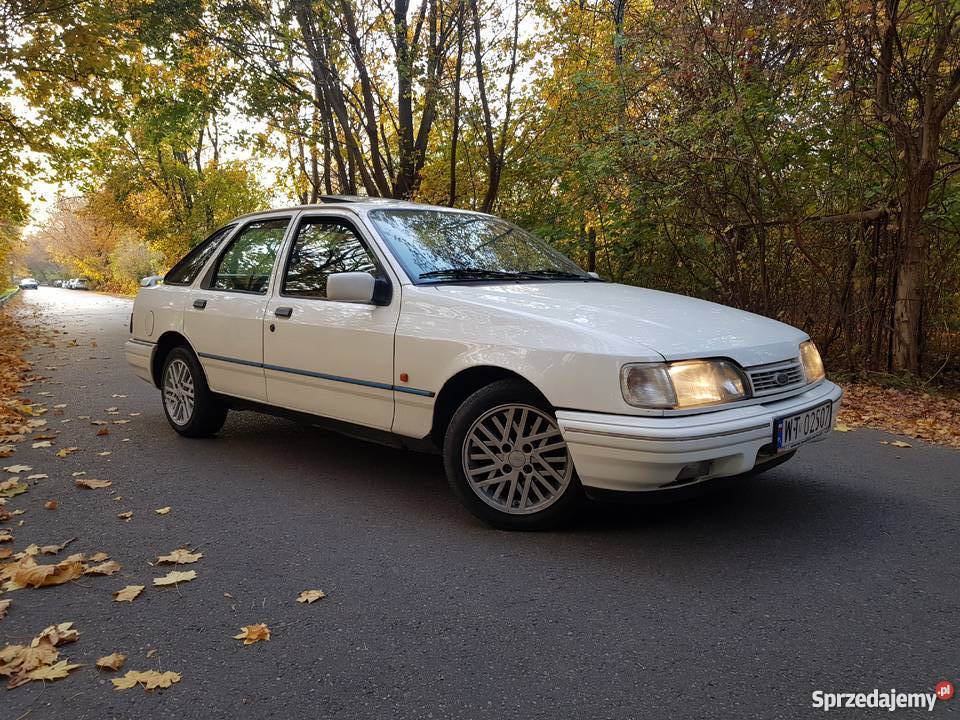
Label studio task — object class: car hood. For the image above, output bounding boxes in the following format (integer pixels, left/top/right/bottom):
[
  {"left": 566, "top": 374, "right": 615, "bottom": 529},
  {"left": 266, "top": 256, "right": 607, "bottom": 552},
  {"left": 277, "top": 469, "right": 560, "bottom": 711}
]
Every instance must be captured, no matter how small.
[{"left": 433, "top": 281, "right": 808, "bottom": 367}]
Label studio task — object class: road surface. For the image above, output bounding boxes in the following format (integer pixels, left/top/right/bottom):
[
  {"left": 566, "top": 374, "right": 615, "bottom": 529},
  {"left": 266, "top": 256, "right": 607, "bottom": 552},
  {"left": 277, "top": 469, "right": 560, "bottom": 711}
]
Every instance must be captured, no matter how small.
[{"left": 4, "top": 287, "right": 958, "bottom": 719}]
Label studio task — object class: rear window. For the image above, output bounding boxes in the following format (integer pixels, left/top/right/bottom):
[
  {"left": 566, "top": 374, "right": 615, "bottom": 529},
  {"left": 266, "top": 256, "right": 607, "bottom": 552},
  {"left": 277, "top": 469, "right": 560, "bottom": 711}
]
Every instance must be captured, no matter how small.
[{"left": 164, "top": 225, "right": 236, "bottom": 286}]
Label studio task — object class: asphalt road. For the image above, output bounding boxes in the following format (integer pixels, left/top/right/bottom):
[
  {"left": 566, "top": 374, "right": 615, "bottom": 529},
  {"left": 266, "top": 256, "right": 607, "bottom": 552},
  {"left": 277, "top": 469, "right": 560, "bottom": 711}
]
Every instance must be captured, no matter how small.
[{"left": 3, "top": 287, "right": 958, "bottom": 719}]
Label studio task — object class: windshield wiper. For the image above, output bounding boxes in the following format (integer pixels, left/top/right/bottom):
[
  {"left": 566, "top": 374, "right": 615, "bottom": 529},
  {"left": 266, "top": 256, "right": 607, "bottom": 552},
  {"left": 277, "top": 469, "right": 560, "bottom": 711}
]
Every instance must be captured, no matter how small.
[
  {"left": 511, "top": 269, "right": 593, "bottom": 280},
  {"left": 418, "top": 268, "right": 520, "bottom": 280}
]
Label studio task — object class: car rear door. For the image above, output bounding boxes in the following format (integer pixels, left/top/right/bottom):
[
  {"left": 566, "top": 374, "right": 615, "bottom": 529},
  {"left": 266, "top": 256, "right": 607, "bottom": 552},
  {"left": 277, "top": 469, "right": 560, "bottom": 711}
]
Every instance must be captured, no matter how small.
[
  {"left": 184, "top": 215, "right": 292, "bottom": 402},
  {"left": 262, "top": 212, "right": 400, "bottom": 430}
]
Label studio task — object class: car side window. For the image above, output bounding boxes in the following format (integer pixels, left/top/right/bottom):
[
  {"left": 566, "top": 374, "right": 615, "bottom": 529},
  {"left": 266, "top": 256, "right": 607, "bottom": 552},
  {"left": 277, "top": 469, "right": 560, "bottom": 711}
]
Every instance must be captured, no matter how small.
[
  {"left": 209, "top": 218, "right": 289, "bottom": 293},
  {"left": 164, "top": 225, "right": 235, "bottom": 286},
  {"left": 282, "top": 219, "right": 379, "bottom": 298}
]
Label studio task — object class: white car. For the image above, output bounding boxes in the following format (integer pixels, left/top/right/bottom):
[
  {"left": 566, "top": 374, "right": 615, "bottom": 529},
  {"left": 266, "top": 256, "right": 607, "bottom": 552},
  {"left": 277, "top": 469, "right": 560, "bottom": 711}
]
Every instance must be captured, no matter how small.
[
  {"left": 19, "top": 278, "right": 39, "bottom": 290},
  {"left": 126, "top": 197, "right": 842, "bottom": 529}
]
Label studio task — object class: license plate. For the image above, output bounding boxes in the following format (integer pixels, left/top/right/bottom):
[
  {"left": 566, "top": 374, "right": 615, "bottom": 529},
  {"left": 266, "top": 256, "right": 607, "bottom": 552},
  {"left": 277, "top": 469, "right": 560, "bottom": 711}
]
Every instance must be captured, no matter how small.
[{"left": 774, "top": 401, "right": 834, "bottom": 451}]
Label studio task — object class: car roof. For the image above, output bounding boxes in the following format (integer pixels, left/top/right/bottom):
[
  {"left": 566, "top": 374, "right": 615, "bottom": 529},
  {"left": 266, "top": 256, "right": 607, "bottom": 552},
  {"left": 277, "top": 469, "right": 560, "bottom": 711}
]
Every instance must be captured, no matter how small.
[{"left": 230, "top": 197, "right": 487, "bottom": 223}]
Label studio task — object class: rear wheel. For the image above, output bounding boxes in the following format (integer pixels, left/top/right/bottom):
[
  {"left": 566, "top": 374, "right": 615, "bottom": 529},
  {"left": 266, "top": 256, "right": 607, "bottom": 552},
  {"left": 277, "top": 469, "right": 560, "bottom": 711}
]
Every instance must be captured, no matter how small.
[
  {"left": 443, "top": 379, "right": 582, "bottom": 530},
  {"left": 161, "top": 347, "right": 227, "bottom": 437}
]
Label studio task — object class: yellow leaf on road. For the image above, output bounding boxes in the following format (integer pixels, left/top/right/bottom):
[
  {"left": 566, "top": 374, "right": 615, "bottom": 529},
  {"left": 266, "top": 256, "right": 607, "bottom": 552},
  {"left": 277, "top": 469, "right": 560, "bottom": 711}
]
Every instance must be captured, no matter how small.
[
  {"left": 96, "top": 652, "right": 126, "bottom": 671},
  {"left": 114, "top": 585, "right": 144, "bottom": 602},
  {"left": 25, "top": 659, "right": 82, "bottom": 683},
  {"left": 55, "top": 447, "right": 79, "bottom": 458},
  {"left": 153, "top": 570, "right": 196, "bottom": 587},
  {"left": 14, "top": 559, "right": 86, "bottom": 588},
  {"left": 112, "top": 669, "right": 181, "bottom": 691},
  {"left": 234, "top": 623, "right": 270, "bottom": 644},
  {"left": 0, "top": 599, "right": 9, "bottom": 619},
  {"left": 889, "top": 440, "right": 912, "bottom": 448},
  {"left": 33, "top": 622, "right": 79, "bottom": 647},
  {"left": 157, "top": 548, "right": 202, "bottom": 564},
  {"left": 117, "top": 511, "right": 133, "bottom": 521},
  {"left": 75, "top": 478, "right": 111, "bottom": 489},
  {"left": 85, "top": 560, "right": 121, "bottom": 576},
  {"left": 296, "top": 590, "right": 327, "bottom": 604},
  {"left": 154, "top": 506, "right": 171, "bottom": 515}
]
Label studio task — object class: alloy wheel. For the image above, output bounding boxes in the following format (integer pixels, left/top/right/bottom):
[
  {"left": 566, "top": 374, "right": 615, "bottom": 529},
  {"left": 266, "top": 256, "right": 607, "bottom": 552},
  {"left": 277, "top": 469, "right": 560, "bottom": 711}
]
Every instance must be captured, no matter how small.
[
  {"left": 163, "top": 358, "right": 195, "bottom": 426},
  {"left": 461, "top": 403, "right": 572, "bottom": 515}
]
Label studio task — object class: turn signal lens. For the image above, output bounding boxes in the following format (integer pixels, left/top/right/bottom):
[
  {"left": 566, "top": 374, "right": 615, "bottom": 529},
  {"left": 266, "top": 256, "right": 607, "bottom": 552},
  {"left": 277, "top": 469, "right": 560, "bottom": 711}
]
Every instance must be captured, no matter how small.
[{"left": 799, "top": 340, "right": 825, "bottom": 383}]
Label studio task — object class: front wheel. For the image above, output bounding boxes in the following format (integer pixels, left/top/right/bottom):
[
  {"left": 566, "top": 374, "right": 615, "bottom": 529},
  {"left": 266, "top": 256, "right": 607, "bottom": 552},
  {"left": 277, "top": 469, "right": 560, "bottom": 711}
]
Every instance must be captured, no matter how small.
[
  {"left": 443, "top": 379, "right": 583, "bottom": 530},
  {"left": 161, "top": 347, "right": 228, "bottom": 437}
]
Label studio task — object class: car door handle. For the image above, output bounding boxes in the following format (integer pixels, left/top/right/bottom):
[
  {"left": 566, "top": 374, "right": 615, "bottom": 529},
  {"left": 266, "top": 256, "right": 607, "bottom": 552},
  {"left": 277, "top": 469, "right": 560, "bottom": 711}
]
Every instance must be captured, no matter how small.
[
  {"left": 274, "top": 306, "right": 293, "bottom": 318},
  {"left": 193, "top": 299, "right": 207, "bottom": 309}
]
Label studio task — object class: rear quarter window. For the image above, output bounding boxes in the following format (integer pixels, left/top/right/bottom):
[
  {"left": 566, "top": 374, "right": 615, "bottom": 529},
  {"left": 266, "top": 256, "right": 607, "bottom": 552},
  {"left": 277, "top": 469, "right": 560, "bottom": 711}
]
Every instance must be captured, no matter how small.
[{"left": 164, "top": 225, "right": 236, "bottom": 286}]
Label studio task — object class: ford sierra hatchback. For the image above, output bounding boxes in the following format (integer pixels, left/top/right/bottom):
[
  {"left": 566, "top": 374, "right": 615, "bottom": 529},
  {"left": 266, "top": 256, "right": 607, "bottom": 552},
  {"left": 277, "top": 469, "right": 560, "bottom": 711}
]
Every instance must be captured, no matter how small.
[{"left": 126, "top": 197, "right": 842, "bottom": 529}]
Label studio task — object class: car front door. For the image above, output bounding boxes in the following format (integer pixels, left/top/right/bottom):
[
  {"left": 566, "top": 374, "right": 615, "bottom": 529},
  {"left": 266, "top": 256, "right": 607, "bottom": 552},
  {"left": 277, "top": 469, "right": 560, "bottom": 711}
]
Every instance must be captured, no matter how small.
[
  {"left": 263, "top": 213, "right": 399, "bottom": 430},
  {"left": 184, "top": 216, "right": 291, "bottom": 402}
]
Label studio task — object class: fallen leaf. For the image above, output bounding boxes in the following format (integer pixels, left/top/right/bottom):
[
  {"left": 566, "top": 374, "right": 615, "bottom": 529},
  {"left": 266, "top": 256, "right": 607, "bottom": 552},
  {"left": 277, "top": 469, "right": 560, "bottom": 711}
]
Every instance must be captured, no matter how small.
[
  {"left": 96, "top": 427, "right": 109, "bottom": 436},
  {"left": 233, "top": 623, "right": 270, "bottom": 645},
  {"left": 85, "top": 561, "right": 121, "bottom": 576},
  {"left": 2, "top": 465, "right": 31, "bottom": 474},
  {"left": 75, "top": 478, "right": 112, "bottom": 489},
  {"left": 26, "top": 474, "right": 48, "bottom": 480},
  {"left": 154, "top": 507, "right": 171, "bottom": 515},
  {"left": 89, "top": 551, "right": 110, "bottom": 562},
  {"left": 31, "top": 441, "right": 52, "bottom": 448},
  {"left": 296, "top": 590, "right": 327, "bottom": 604},
  {"left": 97, "top": 451, "right": 111, "bottom": 456},
  {"left": 889, "top": 440, "right": 912, "bottom": 448},
  {"left": 14, "top": 559, "right": 86, "bottom": 588},
  {"left": 33, "top": 622, "right": 80, "bottom": 646},
  {"left": 96, "top": 652, "right": 126, "bottom": 671},
  {"left": 153, "top": 570, "right": 196, "bottom": 586},
  {"left": 25, "top": 659, "right": 83, "bottom": 682},
  {"left": 0, "top": 530, "right": 12, "bottom": 543},
  {"left": 113, "top": 585, "right": 144, "bottom": 602},
  {"left": 156, "top": 548, "right": 202, "bottom": 565},
  {"left": 117, "top": 511, "right": 132, "bottom": 521},
  {"left": 39, "top": 538, "right": 75, "bottom": 554},
  {"left": 0, "top": 480, "right": 27, "bottom": 498},
  {"left": 0, "top": 599, "right": 9, "bottom": 619},
  {"left": 112, "top": 669, "right": 181, "bottom": 691},
  {"left": 44, "top": 500, "right": 57, "bottom": 510},
  {"left": 56, "top": 447, "right": 78, "bottom": 458}
]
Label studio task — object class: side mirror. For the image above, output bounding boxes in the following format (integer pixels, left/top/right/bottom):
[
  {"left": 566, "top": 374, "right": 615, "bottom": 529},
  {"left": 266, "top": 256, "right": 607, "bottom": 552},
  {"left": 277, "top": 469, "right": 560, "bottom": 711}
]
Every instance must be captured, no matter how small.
[{"left": 326, "top": 272, "right": 377, "bottom": 303}]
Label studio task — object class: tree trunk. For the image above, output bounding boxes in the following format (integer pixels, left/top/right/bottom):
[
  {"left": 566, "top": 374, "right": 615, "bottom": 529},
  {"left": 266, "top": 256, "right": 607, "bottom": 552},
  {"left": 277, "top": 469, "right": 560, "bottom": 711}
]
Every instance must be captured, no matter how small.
[{"left": 891, "top": 174, "right": 932, "bottom": 372}]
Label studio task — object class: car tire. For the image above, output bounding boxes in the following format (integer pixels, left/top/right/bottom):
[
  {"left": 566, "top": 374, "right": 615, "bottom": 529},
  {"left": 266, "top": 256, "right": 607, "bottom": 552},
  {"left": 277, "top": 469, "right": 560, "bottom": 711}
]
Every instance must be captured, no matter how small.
[
  {"left": 161, "top": 346, "right": 228, "bottom": 437},
  {"left": 443, "top": 379, "right": 583, "bottom": 530}
]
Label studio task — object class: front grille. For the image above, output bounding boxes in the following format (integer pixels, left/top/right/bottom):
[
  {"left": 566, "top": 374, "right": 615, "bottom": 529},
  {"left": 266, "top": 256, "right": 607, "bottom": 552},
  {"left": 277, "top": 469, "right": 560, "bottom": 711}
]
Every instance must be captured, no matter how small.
[{"left": 747, "top": 359, "right": 805, "bottom": 397}]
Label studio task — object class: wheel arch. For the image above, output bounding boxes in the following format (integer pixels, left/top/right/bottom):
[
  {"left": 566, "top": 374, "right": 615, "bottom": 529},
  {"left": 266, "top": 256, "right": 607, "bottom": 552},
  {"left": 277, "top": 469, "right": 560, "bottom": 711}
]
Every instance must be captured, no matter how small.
[
  {"left": 151, "top": 331, "right": 197, "bottom": 387},
  {"left": 429, "top": 365, "right": 548, "bottom": 447}
]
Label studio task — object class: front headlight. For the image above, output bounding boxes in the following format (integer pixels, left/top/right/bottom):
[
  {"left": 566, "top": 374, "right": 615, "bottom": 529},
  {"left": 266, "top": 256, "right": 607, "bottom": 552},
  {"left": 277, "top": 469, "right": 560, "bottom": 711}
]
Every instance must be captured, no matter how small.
[
  {"left": 620, "top": 359, "right": 748, "bottom": 409},
  {"left": 799, "top": 340, "right": 825, "bottom": 383}
]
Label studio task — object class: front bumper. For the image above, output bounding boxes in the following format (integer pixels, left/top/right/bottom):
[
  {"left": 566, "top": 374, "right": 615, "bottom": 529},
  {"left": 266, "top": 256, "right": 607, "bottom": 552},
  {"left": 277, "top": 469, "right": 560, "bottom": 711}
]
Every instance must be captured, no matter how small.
[{"left": 556, "top": 380, "right": 843, "bottom": 492}]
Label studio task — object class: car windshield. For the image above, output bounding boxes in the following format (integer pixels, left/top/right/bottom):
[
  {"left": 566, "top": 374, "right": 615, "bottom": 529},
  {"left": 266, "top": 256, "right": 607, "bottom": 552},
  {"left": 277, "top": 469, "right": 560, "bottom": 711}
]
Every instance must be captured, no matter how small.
[{"left": 367, "top": 209, "right": 593, "bottom": 283}]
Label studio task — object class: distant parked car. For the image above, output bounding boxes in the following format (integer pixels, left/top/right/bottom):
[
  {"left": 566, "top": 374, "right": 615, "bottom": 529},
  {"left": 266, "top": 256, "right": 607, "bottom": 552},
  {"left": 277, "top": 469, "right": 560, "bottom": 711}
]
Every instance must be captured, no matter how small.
[
  {"left": 53, "top": 280, "right": 63, "bottom": 287},
  {"left": 73, "top": 278, "right": 90, "bottom": 290},
  {"left": 140, "top": 275, "right": 164, "bottom": 287},
  {"left": 19, "top": 278, "right": 38, "bottom": 290},
  {"left": 64, "top": 278, "right": 76, "bottom": 289}
]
